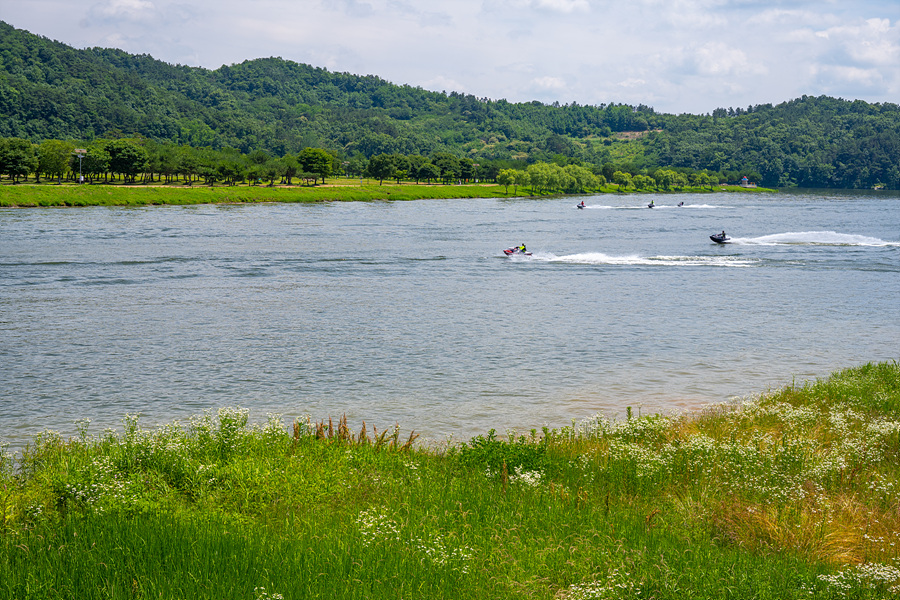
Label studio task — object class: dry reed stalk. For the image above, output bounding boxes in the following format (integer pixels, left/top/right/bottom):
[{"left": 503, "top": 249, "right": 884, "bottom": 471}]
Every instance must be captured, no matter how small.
[
  {"left": 400, "top": 430, "right": 419, "bottom": 451},
  {"left": 374, "top": 426, "right": 389, "bottom": 449},
  {"left": 337, "top": 414, "right": 350, "bottom": 441},
  {"left": 358, "top": 421, "right": 369, "bottom": 445}
]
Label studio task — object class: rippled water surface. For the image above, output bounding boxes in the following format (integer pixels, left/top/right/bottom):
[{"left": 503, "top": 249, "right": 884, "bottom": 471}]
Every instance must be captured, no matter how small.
[{"left": 2, "top": 190, "right": 899, "bottom": 448}]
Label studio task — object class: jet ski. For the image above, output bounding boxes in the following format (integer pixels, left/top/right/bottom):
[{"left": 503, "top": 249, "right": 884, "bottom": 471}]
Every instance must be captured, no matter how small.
[
  {"left": 647, "top": 202, "right": 655, "bottom": 208},
  {"left": 503, "top": 246, "right": 532, "bottom": 256},
  {"left": 709, "top": 232, "right": 730, "bottom": 244},
  {"left": 577, "top": 201, "right": 585, "bottom": 209}
]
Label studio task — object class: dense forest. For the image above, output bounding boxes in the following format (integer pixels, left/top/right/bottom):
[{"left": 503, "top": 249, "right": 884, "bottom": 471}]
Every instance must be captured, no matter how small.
[{"left": 2, "top": 21, "right": 899, "bottom": 189}]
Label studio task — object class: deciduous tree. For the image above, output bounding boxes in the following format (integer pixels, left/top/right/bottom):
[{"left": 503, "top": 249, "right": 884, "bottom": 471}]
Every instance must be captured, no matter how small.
[
  {"left": 366, "top": 153, "right": 395, "bottom": 185},
  {"left": 105, "top": 139, "right": 149, "bottom": 183},
  {"left": 37, "top": 139, "right": 74, "bottom": 183},
  {"left": 0, "top": 138, "right": 38, "bottom": 183},
  {"left": 298, "top": 147, "right": 334, "bottom": 184},
  {"left": 612, "top": 170, "right": 632, "bottom": 190},
  {"left": 497, "top": 168, "right": 516, "bottom": 194}
]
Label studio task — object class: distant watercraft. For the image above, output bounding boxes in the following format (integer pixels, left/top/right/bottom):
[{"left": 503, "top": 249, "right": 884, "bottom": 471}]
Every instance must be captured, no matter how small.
[
  {"left": 709, "top": 232, "right": 730, "bottom": 244},
  {"left": 503, "top": 246, "right": 532, "bottom": 256},
  {"left": 577, "top": 201, "right": 585, "bottom": 209}
]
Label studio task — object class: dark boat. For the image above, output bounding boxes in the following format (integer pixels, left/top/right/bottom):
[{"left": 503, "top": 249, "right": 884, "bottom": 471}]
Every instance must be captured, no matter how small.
[
  {"left": 709, "top": 233, "right": 730, "bottom": 244},
  {"left": 577, "top": 202, "right": 585, "bottom": 209}
]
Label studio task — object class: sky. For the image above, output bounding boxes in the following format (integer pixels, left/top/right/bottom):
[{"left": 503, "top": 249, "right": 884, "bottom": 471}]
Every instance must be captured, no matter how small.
[{"left": 3, "top": 0, "right": 900, "bottom": 114}]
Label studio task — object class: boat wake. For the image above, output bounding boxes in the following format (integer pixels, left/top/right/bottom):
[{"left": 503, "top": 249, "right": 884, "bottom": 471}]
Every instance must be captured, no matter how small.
[
  {"left": 730, "top": 231, "right": 899, "bottom": 247},
  {"left": 656, "top": 203, "right": 721, "bottom": 209},
  {"left": 585, "top": 205, "right": 647, "bottom": 210},
  {"left": 586, "top": 203, "right": 724, "bottom": 210},
  {"left": 530, "top": 252, "right": 757, "bottom": 267}
]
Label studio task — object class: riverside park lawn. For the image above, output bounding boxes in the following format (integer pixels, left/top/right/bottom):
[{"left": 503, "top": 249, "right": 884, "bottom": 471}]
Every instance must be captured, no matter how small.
[
  {"left": 0, "top": 178, "right": 771, "bottom": 208},
  {"left": 0, "top": 179, "right": 512, "bottom": 207},
  {"left": 1, "top": 362, "right": 899, "bottom": 599}
]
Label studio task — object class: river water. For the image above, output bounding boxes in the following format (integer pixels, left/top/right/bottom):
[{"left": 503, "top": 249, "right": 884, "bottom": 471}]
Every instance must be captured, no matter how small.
[{"left": 2, "top": 190, "right": 899, "bottom": 449}]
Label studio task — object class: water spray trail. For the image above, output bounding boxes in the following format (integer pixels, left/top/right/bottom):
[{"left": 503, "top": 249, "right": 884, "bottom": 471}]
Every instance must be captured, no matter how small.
[
  {"left": 530, "top": 252, "right": 758, "bottom": 267},
  {"left": 730, "top": 231, "right": 898, "bottom": 246}
]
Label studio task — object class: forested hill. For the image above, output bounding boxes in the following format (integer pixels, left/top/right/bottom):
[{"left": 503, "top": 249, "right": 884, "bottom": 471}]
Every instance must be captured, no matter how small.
[
  {"left": 0, "top": 22, "right": 654, "bottom": 158},
  {"left": 2, "top": 20, "right": 900, "bottom": 189}
]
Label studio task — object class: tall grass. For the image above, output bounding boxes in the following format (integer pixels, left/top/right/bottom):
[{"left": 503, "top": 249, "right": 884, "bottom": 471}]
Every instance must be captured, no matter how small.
[{"left": 2, "top": 363, "right": 899, "bottom": 598}]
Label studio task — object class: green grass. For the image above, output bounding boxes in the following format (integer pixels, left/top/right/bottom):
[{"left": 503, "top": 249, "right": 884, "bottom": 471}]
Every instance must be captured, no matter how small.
[
  {"left": 3, "top": 363, "right": 898, "bottom": 598},
  {"left": 0, "top": 181, "right": 520, "bottom": 207},
  {"left": 0, "top": 179, "right": 772, "bottom": 208}
]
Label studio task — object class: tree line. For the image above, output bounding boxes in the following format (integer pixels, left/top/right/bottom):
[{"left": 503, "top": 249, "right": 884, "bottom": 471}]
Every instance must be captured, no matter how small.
[
  {"left": 0, "top": 135, "right": 733, "bottom": 195},
  {"left": 0, "top": 137, "right": 338, "bottom": 186}
]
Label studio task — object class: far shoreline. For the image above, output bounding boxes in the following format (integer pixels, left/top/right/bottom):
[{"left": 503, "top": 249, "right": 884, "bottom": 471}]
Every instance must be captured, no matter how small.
[{"left": 0, "top": 179, "right": 775, "bottom": 208}]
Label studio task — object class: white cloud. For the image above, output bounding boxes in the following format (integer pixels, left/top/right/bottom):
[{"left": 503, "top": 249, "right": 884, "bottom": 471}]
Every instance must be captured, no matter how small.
[
  {"left": 616, "top": 78, "right": 647, "bottom": 89},
  {"left": 691, "top": 43, "right": 767, "bottom": 77},
  {"left": 815, "top": 65, "right": 884, "bottom": 86},
  {"left": 809, "top": 63, "right": 890, "bottom": 100},
  {"left": 750, "top": 8, "right": 840, "bottom": 28},
  {"left": 481, "top": 0, "right": 589, "bottom": 16},
  {"left": 532, "top": 76, "right": 567, "bottom": 89},
  {"left": 87, "top": 0, "right": 157, "bottom": 21},
  {"left": 327, "top": 0, "right": 376, "bottom": 17},
  {"left": 818, "top": 18, "right": 900, "bottom": 66},
  {"left": 532, "top": 0, "right": 589, "bottom": 13}
]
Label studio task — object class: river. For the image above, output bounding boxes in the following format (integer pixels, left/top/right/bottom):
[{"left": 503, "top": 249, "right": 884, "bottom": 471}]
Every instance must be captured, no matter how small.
[{"left": 2, "top": 189, "right": 898, "bottom": 449}]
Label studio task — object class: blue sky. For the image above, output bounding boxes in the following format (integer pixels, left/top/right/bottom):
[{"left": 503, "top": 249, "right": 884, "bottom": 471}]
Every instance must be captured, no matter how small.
[{"left": 3, "top": 0, "right": 899, "bottom": 114}]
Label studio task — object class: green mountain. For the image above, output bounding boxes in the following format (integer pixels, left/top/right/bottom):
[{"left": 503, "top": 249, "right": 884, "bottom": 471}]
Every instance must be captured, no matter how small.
[{"left": 2, "top": 21, "right": 899, "bottom": 188}]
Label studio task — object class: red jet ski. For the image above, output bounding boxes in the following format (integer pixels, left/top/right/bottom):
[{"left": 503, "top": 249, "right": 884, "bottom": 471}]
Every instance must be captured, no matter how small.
[{"left": 503, "top": 245, "right": 532, "bottom": 256}]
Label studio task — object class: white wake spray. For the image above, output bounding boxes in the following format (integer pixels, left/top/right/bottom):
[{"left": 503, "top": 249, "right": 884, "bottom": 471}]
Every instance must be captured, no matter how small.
[
  {"left": 730, "top": 231, "right": 897, "bottom": 246},
  {"left": 528, "top": 252, "right": 758, "bottom": 267}
]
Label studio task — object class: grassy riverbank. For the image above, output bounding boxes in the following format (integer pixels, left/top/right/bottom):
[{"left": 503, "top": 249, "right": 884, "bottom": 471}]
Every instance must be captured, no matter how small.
[
  {"left": 3, "top": 362, "right": 897, "bottom": 599},
  {"left": 0, "top": 181, "right": 512, "bottom": 207},
  {"left": 0, "top": 180, "right": 773, "bottom": 208}
]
